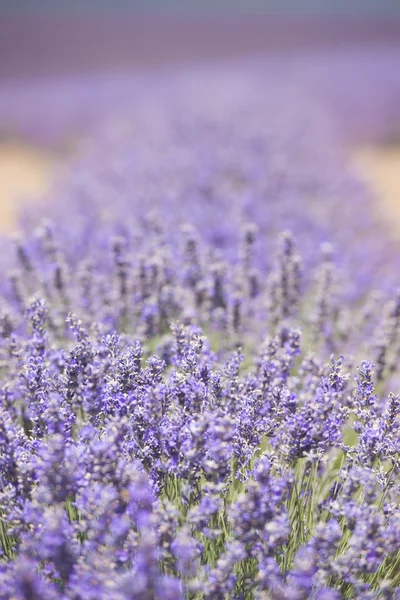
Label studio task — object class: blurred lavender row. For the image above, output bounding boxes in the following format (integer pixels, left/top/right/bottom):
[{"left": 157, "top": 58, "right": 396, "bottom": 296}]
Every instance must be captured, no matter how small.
[
  {"left": 0, "top": 53, "right": 396, "bottom": 305},
  {"left": 1, "top": 45, "right": 400, "bottom": 146}
]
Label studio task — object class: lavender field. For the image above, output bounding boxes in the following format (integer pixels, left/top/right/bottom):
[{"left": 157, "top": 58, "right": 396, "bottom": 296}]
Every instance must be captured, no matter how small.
[{"left": 2, "top": 16, "right": 400, "bottom": 599}]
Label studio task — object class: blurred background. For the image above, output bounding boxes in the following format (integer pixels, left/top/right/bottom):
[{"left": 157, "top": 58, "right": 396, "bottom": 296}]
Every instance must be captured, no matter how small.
[{"left": 0, "top": 0, "right": 400, "bottom": 232}]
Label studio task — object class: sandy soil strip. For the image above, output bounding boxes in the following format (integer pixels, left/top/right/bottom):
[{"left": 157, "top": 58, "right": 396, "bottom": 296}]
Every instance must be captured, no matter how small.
[
  {"left": 0, "top": 142, "right": 54, "bottom": 232},
  {"left": 352, "top": 146, "right": 400, "bottom": 238}
]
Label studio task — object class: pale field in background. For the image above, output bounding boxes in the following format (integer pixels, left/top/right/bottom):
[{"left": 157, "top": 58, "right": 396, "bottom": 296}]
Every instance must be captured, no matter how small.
[
  {"left": 0, "top": 142, "right": 399, "bottom": 240},
  {"left": 352, "top": 147, "right": 400, "bottom": 237},
  {"left": 0, "top": 143, "right": 54, "bottom": 232}
]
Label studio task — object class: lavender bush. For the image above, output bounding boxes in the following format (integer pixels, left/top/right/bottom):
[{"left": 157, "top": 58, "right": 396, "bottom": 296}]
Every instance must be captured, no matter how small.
[
  {"left": 1, "top": 222, "right": 400, "bottom": 599},
  {"left": 17, "top": 69, "right": 400, "bottom": 298},
  {"left": 1, "top": 53, "right": 400, "bottom": 599}
]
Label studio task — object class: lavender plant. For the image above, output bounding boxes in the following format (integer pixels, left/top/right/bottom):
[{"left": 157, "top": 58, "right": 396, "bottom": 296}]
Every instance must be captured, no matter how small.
[
  {"left": 11, "top": 65, "right": 397, "bottom": 306},
  {"left": 0, "top": 224, "right": 399, "bottom": 599},
  {"left": 1, "top": 50, "right": 400, "bottom": 599}
]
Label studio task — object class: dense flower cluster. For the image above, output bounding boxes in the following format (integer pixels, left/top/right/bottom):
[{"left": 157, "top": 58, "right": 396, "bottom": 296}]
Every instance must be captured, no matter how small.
[
  {"left": 1, "top": 223, "right": 400, "bottom": 598},
  {"left": 1, "top": 52, "right": 400, "bottom": 599}
]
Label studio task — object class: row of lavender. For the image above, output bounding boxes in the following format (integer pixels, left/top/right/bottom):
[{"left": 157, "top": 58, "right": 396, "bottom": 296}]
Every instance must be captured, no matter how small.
[
  {"left": 1, "top": 46, "right": 400, "bottom": 147},
  {"left": 16, "top": 67, "right": 400, "bottom": 296},
  {"left": 1, "top": 59, "right": 400, "bottom": 598}
]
